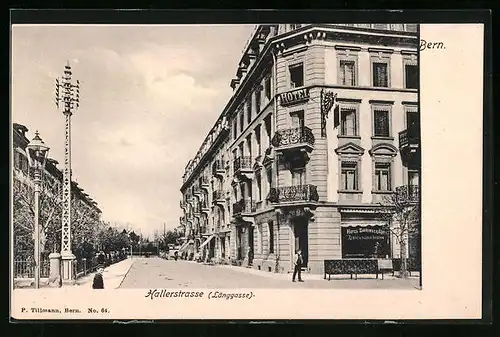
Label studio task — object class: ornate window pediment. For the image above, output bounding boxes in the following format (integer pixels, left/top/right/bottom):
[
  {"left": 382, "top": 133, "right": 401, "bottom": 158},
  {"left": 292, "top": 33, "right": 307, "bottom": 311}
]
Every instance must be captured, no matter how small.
[
  {"left": 368, "top": 143, "right": 398, "bottom": 157},
  {"left": 335, "top": 142, "right": 365, "bottom": 156}
]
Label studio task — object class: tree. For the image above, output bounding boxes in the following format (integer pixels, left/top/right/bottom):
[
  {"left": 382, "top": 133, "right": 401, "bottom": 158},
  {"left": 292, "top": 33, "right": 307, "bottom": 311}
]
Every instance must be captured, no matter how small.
[
  {"left": 12, "top": 170, "right": 63, "bottom": 259},
  {"left": 378, "top": 190, "right": 420, "bottom": 279}
]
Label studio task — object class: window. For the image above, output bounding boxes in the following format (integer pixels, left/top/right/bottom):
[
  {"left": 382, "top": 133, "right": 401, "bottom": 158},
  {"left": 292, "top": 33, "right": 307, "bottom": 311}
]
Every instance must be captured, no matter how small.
[
  {"left": 339, "top": 60, "right": 356, "bottom": 86},
  {"left": 265, "top": 77, "right": 271, "bottom": 100},
  {"left": 291, "top": 168, "right": 305, "bottom": 186},
  {"left": 255, "top": 125, "right": 261, "bottom": 155},
  {"left": 289, "top": 63, "right": 304, "bottom": 88},
  {"left": 265, "top": 115, "right": 272, "bottom": 145},
  {"left": 247, "top": 97, "right": 252, "bottom": 124},
  {"left": 341, "top": 162, "right": 358, "bottom": 190},
  {"left": 405, "top": 64, "right": 418, "bottom": 89},
  {"left": 374, "top": 163, "right": 391, "bottom": 191},
  {"left": 268, "top": 221, "right": 274, "bottom": 253},
  {"left": 373, "top": 109, "right": 390, "bottom": 137},
  {"left": 233, "top": 120, "right": 237, "bottom": 139},
  {"left": 340, "top": 108, "right": 357, "bottom": 136},
  {"left": 408, "top": 170, "right": 419, "bottom": 186},
  {"left": 373, "top": 62, "right": 389, "bottom": 87},
  {"left": 256, "top": 174, "right": 262, "bottom": 201},
  {"left": 266, "top": 168, "right": 273, "bottom": 189},
  {"left": 255, "top": 88, "right": 261, "bottom": 114},
  {"left": 239, "top": 109, "right": 244, "bottom": 132},
  {"left": 290, "top": 110, "right": 305, "bottom": 130}
]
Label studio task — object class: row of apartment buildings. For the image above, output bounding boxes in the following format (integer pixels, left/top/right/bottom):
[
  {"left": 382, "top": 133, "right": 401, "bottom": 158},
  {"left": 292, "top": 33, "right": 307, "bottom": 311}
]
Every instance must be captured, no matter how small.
[
  {"left": 179, "top": 23, "right": 420, "bottom": 275},
  {"left": 12, "top": 122, "right": 102, "bottom": 258}
]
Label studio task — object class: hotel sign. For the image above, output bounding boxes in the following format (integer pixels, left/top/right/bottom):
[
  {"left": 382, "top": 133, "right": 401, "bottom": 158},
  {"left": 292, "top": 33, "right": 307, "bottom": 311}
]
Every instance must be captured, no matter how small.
[{"left": 279, "top": 88, "right": 310, "bottom": 107}]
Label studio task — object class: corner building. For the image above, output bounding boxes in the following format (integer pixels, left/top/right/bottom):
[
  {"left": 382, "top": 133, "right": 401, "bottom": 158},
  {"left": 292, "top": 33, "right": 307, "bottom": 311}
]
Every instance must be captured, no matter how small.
[{"left": 180, "top": 24, "right": 419, "bottom": 275}]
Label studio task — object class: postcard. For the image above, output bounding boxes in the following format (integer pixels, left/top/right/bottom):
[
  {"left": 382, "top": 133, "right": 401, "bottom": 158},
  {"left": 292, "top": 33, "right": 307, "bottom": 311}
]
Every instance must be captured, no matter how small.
[{"left": 10, "top": 17, "right": 487, "bottom": 321}]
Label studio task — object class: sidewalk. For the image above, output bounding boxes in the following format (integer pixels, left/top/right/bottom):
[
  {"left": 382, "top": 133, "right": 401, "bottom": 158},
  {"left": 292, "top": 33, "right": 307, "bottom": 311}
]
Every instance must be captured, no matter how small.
[
  {"left": 75, "top": 257, "right": 134, "bottom": 289},
  {"left": 200, "top": 261, "right": 416, "bottom": 282}
]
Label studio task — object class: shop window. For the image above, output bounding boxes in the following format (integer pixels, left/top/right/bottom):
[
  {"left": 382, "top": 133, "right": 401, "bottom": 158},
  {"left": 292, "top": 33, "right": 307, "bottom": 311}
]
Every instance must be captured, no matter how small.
[
  {"left": 289, "top": 63, "right": 304, "bottom": 88},
  {"left": 341, "top": 162, "right": 359, "bottom": 191}
]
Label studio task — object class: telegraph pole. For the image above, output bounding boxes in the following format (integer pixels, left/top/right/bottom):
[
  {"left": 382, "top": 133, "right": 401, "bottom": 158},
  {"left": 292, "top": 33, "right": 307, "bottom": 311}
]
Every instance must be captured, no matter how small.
[{"left": 55, "top": 61, "right": 80, "bottom": 282}]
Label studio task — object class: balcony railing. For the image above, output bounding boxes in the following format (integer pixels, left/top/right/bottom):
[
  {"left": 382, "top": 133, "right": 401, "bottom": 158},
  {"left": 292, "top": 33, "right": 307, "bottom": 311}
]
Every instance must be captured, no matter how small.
[
  {"left": 233, "top": 156, "right": 253, "bottom": 173},
  {"left": 267, "top": 184, "right": 319, "bottom": 203},
  {"left": 398, "top": 128, "right": 419, "bottom": 151},
  {"left": 271, "top": 126, "right": 315, "bottom": 149},
  {"left": 232, "top": 199, "right": 256, "bottom": 215},
  {"left": 395, "top": 185, "right": 419, "bottom": 203}
]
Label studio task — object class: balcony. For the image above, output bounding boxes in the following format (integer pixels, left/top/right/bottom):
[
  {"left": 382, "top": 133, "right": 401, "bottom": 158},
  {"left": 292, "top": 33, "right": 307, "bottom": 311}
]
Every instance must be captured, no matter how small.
[
  {"left": 212, "top": 190, "right": 225, "bottom": 205},
  {"left": 271, "top": 126, "right": 315, "bottom": 161},
  {"left": 398, "top": 128, "right": 419, "bottom": 159},
  {"left": 395, "top": 185, "right": 420, "bottom": 204},
  {"left": 212, "top": 160, "right": 225, "bottom": 178},
  {"left": 267, "top": 184, "right": 319, "bottom": 204},
  {"left": 232, "top": 199, "right": 256, "bottom": 217},
  {"left": 233, "top": 156, "right": 253, "bottom": 180}
]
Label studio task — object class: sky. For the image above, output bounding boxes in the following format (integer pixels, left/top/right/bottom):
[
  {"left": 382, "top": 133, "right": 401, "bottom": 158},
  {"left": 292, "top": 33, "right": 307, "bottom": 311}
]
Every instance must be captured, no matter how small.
[{"left": 11, "top": 24, "right": 256, "bottom": 238}]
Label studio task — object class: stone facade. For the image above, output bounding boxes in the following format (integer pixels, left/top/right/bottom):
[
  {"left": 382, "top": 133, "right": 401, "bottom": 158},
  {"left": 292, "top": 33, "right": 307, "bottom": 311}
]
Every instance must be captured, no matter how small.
[{"left": 180, "top": 24, "right": 420, "bottom": 274}]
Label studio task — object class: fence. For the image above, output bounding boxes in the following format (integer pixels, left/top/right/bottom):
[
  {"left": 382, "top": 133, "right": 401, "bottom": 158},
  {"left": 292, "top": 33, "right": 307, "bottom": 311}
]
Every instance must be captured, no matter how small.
[
  {"left": 13, "top": 254, "right": 128, "bottom": 281},
  {"left": 13, "top": 259, "right": 50, "bottom": 278}
]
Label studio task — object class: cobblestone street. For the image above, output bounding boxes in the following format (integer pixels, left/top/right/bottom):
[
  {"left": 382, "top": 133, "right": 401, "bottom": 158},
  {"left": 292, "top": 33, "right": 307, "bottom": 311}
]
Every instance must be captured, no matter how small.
[{"left": 119, "top": 257, "right": 419, "bottom": 289}]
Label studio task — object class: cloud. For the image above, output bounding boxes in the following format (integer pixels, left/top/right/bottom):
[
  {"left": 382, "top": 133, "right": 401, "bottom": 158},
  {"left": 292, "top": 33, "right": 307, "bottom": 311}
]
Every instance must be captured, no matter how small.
[{"left": 12, "top": 24, "right": 255, "bottom": 237}]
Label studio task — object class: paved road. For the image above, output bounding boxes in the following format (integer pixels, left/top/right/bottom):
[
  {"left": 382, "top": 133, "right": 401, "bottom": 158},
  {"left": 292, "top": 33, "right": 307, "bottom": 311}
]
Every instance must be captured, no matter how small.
[{"left": 119, "top": 258, "right": 419, "bottom": 289}]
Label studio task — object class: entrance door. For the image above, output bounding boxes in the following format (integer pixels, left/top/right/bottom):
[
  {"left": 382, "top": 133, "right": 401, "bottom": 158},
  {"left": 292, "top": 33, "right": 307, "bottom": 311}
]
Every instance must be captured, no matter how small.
[
  {"left": 237, "top": 227, "right": 243, "bottom": 260},
  {"left": 248, "top": 227, "right": 254, "bottom": 265},
  {"left": 293, "top": 217, "right": 309, "bottom": 267}
]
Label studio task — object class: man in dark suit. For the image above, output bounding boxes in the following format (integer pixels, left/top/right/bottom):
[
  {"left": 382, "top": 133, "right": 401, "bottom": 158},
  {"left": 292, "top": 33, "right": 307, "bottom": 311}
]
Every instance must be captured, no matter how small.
[
  {"left": 92, "top": 265, "right": 105, "bottom": 289},
  {"left": 292, "top": 249, "right": 304, "bottom": 282}
]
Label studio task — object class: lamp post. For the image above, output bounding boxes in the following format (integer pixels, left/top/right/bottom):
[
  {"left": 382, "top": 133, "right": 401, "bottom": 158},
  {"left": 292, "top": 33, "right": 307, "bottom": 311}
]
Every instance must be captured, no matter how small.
[{"left": 26, "top": 131, "right": 50, "bottom": 289}]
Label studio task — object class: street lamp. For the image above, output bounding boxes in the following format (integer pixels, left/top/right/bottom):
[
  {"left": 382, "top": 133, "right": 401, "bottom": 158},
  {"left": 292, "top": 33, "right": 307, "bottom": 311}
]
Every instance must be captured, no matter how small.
[{"left": 26, "top": 131, "right": 50, "bottom": 289}]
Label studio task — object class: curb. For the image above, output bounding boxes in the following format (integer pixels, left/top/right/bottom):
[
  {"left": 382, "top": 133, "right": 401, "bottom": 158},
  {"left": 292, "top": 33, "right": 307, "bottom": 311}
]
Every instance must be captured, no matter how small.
[{"left": 116, "top": 259, "right": 135, "bottom": 289}]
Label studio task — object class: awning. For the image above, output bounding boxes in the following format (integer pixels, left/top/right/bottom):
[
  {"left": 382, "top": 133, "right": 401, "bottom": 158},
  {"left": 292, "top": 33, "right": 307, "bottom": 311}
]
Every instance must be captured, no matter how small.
[{"left": 198, "top": 235, "right": 215, "bottom": 250}]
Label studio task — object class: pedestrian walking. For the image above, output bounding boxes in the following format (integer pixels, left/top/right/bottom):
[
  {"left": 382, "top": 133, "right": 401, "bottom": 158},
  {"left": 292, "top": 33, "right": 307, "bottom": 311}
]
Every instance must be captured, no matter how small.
[
  {"left": 92, "top": 265, "right": 105, "bottom": 289},
  {"left": 292, "top": 249, "right": 304, "bottom": 282}
]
